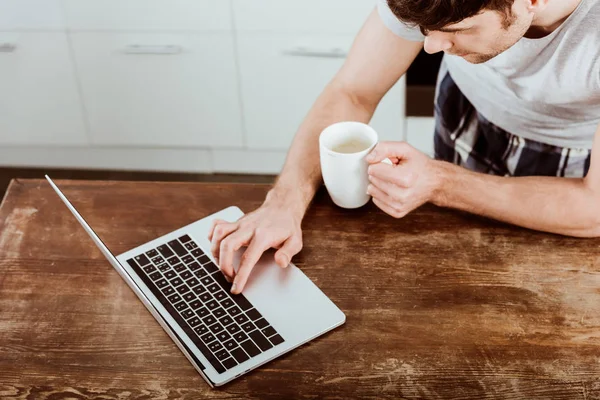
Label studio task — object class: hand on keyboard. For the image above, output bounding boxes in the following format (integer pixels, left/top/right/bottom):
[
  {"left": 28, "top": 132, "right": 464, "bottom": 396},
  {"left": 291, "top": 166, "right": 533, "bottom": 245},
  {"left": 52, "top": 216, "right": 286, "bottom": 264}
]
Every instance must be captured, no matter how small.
[{"left": 208, "top": 199, "right": 303, "bottom": 294}]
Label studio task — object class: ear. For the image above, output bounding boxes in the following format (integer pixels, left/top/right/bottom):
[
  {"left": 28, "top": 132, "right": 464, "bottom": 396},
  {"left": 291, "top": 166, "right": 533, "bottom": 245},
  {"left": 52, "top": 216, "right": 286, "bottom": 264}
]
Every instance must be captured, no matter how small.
[{"left": 527, "top": 0, "right": 549, "bottom": 12}]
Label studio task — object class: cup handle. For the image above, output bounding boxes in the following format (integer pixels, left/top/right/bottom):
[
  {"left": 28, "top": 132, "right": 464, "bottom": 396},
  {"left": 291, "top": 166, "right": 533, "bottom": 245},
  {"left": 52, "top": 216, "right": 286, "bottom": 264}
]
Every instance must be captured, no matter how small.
[{"left": 381, "top": 158, "right": 393, "bottom": 165}]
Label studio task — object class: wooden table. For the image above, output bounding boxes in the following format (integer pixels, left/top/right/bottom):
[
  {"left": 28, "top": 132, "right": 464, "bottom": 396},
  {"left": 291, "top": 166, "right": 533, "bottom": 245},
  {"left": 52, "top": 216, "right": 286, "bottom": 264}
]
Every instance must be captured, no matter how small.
[{"left": 1, "top": 179, "right": 600, "bottom": 399}]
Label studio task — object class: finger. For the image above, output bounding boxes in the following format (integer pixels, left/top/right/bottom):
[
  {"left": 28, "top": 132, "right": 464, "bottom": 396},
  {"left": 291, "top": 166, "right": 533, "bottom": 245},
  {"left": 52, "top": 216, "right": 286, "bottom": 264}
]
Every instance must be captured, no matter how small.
[
  {"left": 218, "top": 229, "right": 253, "bottom": 280},
  {"left": 274, "top": 236, "right": 303, "bottom": 268},
  {"left": 368, "top": 174, "right": 400, "bottom": 198},
  {"left": 366, "top": 141, "right": 413, "bottom": 163},
  {"left": 367, "top": 183, "right": 394, "bottom": 206},
  {"left": 372, "top": 197, "right": 406, "bottom": 219},
  {"left": 231, "top": 236, "right": 274, "bottom": 294},
  {"left": 210, "top": 221, "right": 239, "bottom": 261},
  {"left": 208, "top": 219, "right": 228, "bottom": 242}
]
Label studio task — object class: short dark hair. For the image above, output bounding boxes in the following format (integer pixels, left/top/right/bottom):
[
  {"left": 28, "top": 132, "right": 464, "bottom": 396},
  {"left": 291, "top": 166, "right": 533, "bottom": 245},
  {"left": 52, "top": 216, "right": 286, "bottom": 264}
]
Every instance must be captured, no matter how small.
[{"left": 386, "top": 0, "right": 516, "bottom": 34}]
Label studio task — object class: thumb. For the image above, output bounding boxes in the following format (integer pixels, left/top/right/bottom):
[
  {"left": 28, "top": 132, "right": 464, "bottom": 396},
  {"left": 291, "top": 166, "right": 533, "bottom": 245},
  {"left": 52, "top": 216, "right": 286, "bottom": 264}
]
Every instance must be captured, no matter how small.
[
  {"left": 274, "top": 236, "right": 302, "bottom": 268},
  {"left": 366, "top": 141, "right": 413, "bottom": 164}
]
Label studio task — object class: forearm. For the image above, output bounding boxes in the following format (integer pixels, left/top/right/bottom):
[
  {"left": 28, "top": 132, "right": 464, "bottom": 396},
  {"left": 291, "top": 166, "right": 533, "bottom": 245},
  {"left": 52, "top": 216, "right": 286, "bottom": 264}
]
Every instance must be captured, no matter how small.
[
  {"left": 267, "top": 82, "right": 376, "bottom": 216},
  {"left": 432, "top": 161, "right": 600, "bottom": 237}
]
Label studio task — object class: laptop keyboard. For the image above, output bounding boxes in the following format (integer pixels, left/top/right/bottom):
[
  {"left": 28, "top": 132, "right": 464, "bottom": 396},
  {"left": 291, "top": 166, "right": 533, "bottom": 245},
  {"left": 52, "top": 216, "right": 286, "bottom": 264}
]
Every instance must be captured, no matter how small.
[{"left": 127, "top": 234, "right": 284, "bottom": 373}]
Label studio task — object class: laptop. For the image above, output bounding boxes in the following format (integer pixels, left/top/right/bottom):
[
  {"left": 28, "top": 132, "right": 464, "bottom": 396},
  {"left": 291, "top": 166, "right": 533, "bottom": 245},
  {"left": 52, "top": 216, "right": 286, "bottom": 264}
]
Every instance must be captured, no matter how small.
[{"left": 45, "top": 175, "right": 345, "bottom": 387}]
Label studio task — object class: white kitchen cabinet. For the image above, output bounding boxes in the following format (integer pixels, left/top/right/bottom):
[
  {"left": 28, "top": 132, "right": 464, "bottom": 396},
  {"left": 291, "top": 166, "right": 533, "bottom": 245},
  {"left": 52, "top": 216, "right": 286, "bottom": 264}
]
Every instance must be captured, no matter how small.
[
  {"left": 0, "top": 0, "right": 65, "bottom": 30},
  {"left": 237, "top": 33, "right": 405, "bottom": 151},
  {"left": 233, "top": 0, "right": 377, "bottom": 34},
  {"left": 0, "top": 32, "right": 87, "bottom": 146},
  {"left": 70, "top": 32, "right": 243, "bottom": 148},
  {"left": 62, "top": 0, "right": 232, "bottom": 31}
]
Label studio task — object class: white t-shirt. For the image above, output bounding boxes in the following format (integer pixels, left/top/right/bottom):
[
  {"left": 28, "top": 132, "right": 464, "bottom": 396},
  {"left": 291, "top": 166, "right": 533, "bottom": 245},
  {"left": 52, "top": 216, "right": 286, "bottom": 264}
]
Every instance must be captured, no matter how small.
[{"left": 378, "top": 0, "right": 600, "bottom": 149}]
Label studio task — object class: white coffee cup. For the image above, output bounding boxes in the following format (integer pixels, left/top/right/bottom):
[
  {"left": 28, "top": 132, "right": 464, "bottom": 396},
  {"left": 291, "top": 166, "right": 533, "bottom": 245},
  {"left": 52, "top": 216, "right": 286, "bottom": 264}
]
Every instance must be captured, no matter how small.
[{"left": 319, "top": 121, "right": 379, "bottom": 209}]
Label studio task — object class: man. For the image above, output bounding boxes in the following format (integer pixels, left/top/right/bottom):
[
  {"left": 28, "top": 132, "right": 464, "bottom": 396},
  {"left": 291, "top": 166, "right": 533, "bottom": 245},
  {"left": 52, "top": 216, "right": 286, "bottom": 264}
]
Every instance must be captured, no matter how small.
[{"left": 209, "top": 0, "right": 600, "bottom": 294}]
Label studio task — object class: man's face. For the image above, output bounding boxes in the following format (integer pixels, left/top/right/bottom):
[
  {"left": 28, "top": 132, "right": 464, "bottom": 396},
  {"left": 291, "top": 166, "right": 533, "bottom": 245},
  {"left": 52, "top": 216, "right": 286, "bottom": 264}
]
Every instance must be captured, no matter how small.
[{"left": 423, "top": 0, "right": 534, "bottom": 63}]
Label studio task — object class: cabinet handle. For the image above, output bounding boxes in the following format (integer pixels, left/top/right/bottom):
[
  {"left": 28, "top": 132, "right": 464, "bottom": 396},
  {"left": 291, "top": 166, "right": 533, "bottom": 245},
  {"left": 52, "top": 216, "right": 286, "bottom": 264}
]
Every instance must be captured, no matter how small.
[
  {"left": 0, "top": 43, "right": 16, "bottom": 53},
  {"left": 122, "top": 44, "right": 183, "bottom": 55},
  {"left": 282, "top": 46, "right": 347, "bottom": 59}
]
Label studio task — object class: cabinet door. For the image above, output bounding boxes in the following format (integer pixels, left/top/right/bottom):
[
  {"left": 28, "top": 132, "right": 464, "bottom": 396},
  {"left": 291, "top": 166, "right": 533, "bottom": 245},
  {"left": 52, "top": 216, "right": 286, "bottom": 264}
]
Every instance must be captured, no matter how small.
[
  {"left": 70, "top": 33, "right": 243, "bottom": 148},
  {"left": 237, "top": 34, "right": 405, "bottom": 150},
  {"left": 62, "top": 0, "right": 231, "bottom": 31},
  {"left": 0, "top": 33, "right": 87, "bottom": 146},
  {"left": 0, "top": 0, "right": 64, "bottom": 30}
]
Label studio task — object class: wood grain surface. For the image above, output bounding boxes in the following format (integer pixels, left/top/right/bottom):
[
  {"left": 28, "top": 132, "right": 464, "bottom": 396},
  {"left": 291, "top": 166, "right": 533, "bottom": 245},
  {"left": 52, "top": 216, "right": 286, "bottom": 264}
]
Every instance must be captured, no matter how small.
[{"left": 1, "top": 178, "right": 599, "bottom": 399}]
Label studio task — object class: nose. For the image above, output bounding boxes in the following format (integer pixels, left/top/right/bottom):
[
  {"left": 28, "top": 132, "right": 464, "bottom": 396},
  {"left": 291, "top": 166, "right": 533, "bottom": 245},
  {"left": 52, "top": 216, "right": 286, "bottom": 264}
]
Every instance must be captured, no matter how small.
[{"left": 423, "top": 33, "right": 452, "bottom": 54}]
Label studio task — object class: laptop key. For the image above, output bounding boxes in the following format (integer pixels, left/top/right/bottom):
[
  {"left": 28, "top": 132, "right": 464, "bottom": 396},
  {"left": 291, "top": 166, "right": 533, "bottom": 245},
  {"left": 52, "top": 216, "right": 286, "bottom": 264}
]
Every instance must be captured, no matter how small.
[
  {"left": 149, "top": 271, "right": 162, "bottom": 281},
  {"left": 234, "top": 314, "right": 248, "bottom": 325},
  {"left": 167, "top": 256, "right": 179, "bottom": 265},
  {"left": 190, "top": 300, "right": 203, "bottom": 310},
  {"left": 170, "top": 277, "right": 183, "bottom": 287},
  {"left": 188, "top": 261, "right": 201, "bottom": 271},
  {"left": 180, "top": 270, "right": 193, "bottom": 280},
  {"left": 262, "top": 326, "right": 277, "bottom": 338},
  {"left": 134, "top": 254, "right": 150, "bottom": 266},
  {"left": 155, "top": 279, "right": 168, "bottom": 289},
  {"left": 182, "top": 255, "right": 194, "bottom": 264},
  {"left": 158, "top": 263, "right": 170, "bottom": 272},
  {"left": 215, "top": 349, "right": 230, "bottom": 361},
  {"left": 219, "top": 316, "right": 233, "bottom": 326},
  {"left": 241, "top": 321, "right": 256, "bottom": 333},
  {"left": 212, "top": 272, "right": 232, "bottom": 292},
  {"left": 168, "top": 240, "right": 188, "bottom": 257},
  {"left": 269, "top": 334, "right": 284, "bottom": 346},
  {"left": 210, "top": 323, "right": 225, "bottom": 334},
  {"left": 145, "top": 249, "right": 158, "bottom": 258},
  {"left": 220, "top": 298, "right": 234, "bottom": 309},
  {"left": 193, "top": 285, "right": 207, "bottom": 294},
  {"left": 206, "top": 300, "right": 219, "bottom": 310},
  {"left": 230, "top": 347, "right": 250, "bottom": 364},
  {"left": 182, "top": 309, "right": 195, "bottom": 319},
  {"left": 233, "top": 331, "right": 249, "bottom": 343},
  {"left": 183, "top": 292, "right": 196, "bottom": 302},
  {"left": 212, "top": 307, "right": 226, "bottom": 319},
  {"left": 201, "top": 276, "right": 214, "bottom": 286},
  {"left": 186, "top": 278, "right": 200, "bottom": 287},
  {"left": 207, "top": 283, "right": 220, "bottom": 293},
  {"left": 208, "top": 341, "right": 223, "bottom": 352},
  {"left": 254, "top": 318, "right": 269, "bottom": 329},
  {"left": 164, "top": 270, "right": 177, "bottom": 280},
  {"left": 214, "top": 291, "right": 227, "bottom": 301},
  {"left": 143, "top": 265, "right": 156, "bottom": 274},
  {"left": 195, "top": 325, "right": 209, "bottom": 336},
  {"left": 228, "top": 306, "right": 242, "bottom": 317},
  {"left": 178, "top": 234, "right": 192, "bottom": 243},
  {"left": 176, "top": 285, "right": 190, "bottom": 295},
  {"left": 162, "top": 286, "right": 175, "bottom": 296},
  {"left": 194, "top": 269, "right": 208, "bottom": 278},
  {"left": 223, "top": 339, "right": 237, "bottom": 351},
  {"left": 202, "top": 315, "right": 217, "bottom": 326},
  {"left": 199, "top": 293, "right": 212, "bottom": 303},
  {"left": 240, "top": 340, "right": 261, "bottom": 357},
  {"left": 196, "top": 307, "right": 210, "bottom": 318},
  {"left": 188, "top": 317, "right": 201, "bottom": 327},
  {"left": 191, "top": 249, "right": 203, "bottom": 258},
  {"left": 222, "top": 357, "right": 237, "bottom": 370},
  {"left": 227, "top": 324, "right": 241, "bottom": 335},
  {"left": 157, "top": 245, "right": 174, "bottom": 258},
  {"left": 201, "top": 332, "right": 216, "bottom": 344},
  {"left": 174, "top": 301, "right": 189, "bottom": 312},
  {"left": 203, "top": 261, "right": 219, "bottom": 274},
  {"left": 174, "top": 264, "right": 186, "bottom": 273},
  {"left": 232, "top": 294, "right": 253, "bottom": 311},
  {"left": 217, "top": 331, "right": 232, "bottom": 342},
  {"left": 185, "top": 242, "right": 198, "bottom": 250},
  {"left": 249, "top": 330, "right": 273, "bottom": 351},
  {"left": 151, "top": 256, "right": 164, "bottom": 265},
  {"left": 246, "top": 308, "right": 262, "bottom": 321}
]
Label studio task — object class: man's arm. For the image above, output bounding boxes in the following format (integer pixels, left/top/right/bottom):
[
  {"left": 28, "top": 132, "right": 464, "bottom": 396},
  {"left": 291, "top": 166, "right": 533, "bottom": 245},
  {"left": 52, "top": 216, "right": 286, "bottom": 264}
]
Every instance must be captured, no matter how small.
[
  {"left": 270, "top": 9, "right": 423, "bottom": 216},
  {"left": 432, "top": 124, "right": 600, "bottom": 237},
  {"left": 210, "top": 9, "right": 423, "bottom": 294},
  {"left": 366, "top": 125, "right": 600, "bottom": 238}
]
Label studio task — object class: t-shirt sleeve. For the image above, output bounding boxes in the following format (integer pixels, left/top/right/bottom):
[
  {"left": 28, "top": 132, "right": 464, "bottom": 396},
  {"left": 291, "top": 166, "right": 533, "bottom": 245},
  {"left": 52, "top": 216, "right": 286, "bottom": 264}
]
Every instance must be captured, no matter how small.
[{"left": 377, "top": 0, "right": 425, "bottom": 42}]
